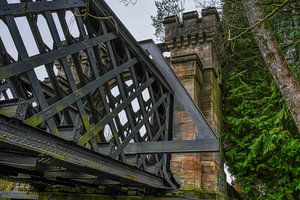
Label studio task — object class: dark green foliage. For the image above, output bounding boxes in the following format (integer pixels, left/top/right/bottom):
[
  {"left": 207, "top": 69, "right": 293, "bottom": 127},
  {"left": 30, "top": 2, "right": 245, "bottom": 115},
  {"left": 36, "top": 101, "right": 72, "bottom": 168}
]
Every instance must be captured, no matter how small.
[
  {"left": 149, "top": 0, "right": 300, "bottom": 198},
  {"left": 222, "top": 0, "right": 300, "bottom": 199}
]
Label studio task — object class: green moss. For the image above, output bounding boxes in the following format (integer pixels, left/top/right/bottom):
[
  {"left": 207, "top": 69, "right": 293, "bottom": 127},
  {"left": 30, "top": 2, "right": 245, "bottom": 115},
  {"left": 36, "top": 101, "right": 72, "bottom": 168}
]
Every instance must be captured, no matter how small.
[
  {"left": 0, "top": 135, "right": 5, "bottom": 142},
  {"left": 0, "top": 107, "right": 14, "bottom": 117},
  {"left": 24, "top": 115, "right": 44, "bottom": 127},
  {"left": 0, "top": 180, "right": 15, "bottom": 191}
]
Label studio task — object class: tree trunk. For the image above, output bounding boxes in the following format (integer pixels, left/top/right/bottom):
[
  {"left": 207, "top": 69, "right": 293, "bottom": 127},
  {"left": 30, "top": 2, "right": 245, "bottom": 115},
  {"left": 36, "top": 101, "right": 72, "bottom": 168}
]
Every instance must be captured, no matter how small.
[{"left": 241, "top": 0, "right": 300, "bottom": 132}]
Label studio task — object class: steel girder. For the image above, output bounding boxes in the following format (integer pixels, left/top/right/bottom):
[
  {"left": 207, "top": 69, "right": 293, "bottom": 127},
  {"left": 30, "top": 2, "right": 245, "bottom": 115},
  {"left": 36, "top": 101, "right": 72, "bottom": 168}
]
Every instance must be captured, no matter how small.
[
  {"left": 0, "top": 0, "right": 218, "bottom": 191},
  {"left": 0, "top": 0, "right": 178, "bottom": 190},
  {"left": 0, "top": 115, "right": 171, "bottom": 189}
]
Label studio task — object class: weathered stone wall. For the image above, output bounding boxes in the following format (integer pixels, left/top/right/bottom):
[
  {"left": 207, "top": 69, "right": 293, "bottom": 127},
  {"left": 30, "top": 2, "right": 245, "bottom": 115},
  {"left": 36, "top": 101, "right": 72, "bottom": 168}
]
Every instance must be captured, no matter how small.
[{"left": 163, "top": 8, "right": 227, "bottom": 199}]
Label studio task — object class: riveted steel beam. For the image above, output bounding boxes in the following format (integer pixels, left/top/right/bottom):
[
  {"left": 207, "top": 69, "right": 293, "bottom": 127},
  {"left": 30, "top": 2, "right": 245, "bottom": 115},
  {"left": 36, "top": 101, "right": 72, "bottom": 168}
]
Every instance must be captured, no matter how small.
[{"left": 0, "top": 115, "right": 174, "bottom": 190}]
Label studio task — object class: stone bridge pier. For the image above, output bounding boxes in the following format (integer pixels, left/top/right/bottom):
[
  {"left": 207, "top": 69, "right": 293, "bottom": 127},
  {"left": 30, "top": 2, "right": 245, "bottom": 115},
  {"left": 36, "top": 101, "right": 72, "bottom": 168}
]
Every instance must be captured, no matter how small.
[{"left": 162, "top": 8, "right": 228, "bottom": 199}]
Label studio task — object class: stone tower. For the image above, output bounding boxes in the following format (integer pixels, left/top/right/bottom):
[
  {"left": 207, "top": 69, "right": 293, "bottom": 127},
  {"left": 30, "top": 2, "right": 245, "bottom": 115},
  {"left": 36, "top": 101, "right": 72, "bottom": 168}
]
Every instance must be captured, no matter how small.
[{"left": 162, "top": 8, "right": 227, "bottom": 199}]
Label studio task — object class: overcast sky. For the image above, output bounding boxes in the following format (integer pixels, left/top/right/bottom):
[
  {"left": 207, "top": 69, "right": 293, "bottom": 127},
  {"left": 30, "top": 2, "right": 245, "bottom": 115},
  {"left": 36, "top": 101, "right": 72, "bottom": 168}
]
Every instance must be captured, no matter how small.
[{"left": 105, "top": 0, "right": 198, "bottom": 42}]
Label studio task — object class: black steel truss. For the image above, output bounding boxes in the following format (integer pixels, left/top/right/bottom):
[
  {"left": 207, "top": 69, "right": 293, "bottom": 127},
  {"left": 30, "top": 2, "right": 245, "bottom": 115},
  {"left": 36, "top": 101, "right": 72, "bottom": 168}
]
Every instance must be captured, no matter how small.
[
  {"left": 0, "top": 0, "right": 218, "bottom": 191},
  {"left": 139, "top": 40, "right": 218, "bottom": 140}
]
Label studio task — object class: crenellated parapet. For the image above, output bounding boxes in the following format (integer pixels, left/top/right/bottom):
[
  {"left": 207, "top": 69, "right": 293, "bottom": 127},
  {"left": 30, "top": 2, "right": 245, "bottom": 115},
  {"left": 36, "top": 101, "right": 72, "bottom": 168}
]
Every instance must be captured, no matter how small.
[
  {"left": 162, "top": 8, "right": 221, "bottom": 80},
  {"left": 163, "top": 8, "right": 219, "bottom": 49}
]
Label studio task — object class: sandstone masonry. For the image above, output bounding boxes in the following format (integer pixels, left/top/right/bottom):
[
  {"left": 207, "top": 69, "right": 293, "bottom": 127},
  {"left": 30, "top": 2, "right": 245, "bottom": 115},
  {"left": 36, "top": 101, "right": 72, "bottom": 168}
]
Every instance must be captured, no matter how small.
[{"left": 162, "top": 8, "right": 228, "bottom": 199}]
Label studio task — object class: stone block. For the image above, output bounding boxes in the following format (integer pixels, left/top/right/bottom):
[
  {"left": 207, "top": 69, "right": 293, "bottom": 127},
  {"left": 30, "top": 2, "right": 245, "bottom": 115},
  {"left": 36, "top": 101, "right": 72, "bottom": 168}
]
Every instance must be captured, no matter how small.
[{"left": 166, "top": 7, "right": 228, "bottom": 198}]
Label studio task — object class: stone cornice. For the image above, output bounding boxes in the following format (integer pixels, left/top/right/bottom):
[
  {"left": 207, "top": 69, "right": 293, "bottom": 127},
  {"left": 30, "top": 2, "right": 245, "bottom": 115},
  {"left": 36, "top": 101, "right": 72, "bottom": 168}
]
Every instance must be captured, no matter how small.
[
  {"left": 170, "top": 53, "right": 219, "bottom": 78},
  {"left": 202, "top": 7, "right": 220, "bottom": 21},
  {"left": 171, "top": 53, "right": 204, "bottom": 71}
]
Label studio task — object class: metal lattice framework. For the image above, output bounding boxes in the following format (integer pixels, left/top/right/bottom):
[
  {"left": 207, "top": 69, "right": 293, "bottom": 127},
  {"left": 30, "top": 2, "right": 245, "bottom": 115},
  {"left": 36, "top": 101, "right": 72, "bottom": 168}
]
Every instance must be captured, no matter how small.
[{"left": 0, "top": 0, "right": 218, "bottom": 192}]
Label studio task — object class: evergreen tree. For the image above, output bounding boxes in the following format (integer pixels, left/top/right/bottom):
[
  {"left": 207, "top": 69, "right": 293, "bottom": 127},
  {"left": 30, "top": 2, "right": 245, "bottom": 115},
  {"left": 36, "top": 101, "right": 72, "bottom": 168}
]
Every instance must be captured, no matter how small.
[
  {"left": 123, "top": 0, "right": 300, "bottom": 198},
  {"left": 149, "top": 0, "right": 300, "bottom": 198},
  {"left": 222, "top": 0, "right": 300, "bottom": 198}
]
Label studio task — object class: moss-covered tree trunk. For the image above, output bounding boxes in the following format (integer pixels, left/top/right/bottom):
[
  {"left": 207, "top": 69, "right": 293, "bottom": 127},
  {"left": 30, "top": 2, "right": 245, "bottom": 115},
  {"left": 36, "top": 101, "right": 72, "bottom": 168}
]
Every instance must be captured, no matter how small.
[{"left": 241, "top": 0, "right": 300, "bottom": 132}]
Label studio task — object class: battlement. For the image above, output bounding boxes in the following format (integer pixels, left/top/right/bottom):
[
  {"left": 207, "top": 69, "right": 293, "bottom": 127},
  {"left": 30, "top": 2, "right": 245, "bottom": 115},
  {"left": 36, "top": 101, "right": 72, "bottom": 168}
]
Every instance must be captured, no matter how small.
[{"left": 163, "top": 8, "right": 219, "bottom": 48}]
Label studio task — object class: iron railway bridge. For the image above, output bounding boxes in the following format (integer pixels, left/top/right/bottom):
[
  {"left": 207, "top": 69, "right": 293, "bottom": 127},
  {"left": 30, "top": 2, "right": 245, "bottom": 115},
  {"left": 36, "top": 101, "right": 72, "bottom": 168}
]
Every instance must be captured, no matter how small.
[{"left": 0, "top": 0, "right": 219, "bottom": 196}]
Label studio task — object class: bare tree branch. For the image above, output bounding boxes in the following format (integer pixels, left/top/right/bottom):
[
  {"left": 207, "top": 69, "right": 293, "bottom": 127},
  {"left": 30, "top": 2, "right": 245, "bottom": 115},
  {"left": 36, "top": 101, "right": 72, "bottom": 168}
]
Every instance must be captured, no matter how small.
[{"left": 228, "top": 0, "right": 290, "bottom": 41}]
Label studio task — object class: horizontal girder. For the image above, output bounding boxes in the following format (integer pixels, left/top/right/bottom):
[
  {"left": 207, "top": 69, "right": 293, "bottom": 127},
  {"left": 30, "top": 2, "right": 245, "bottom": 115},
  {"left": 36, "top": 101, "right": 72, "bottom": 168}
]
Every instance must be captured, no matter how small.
[{"left": 119, "top": 139, "right": 219, "bottom": 154}]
